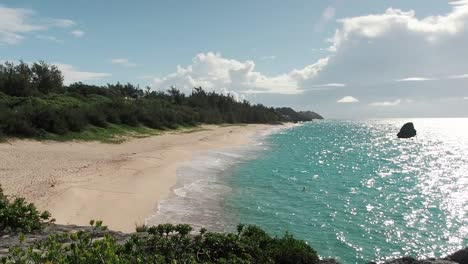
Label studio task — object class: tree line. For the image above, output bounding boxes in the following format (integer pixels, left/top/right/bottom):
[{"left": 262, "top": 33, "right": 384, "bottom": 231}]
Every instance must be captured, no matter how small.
[{"left": 0, "top": 61, "right": 320, "bottom": 138}]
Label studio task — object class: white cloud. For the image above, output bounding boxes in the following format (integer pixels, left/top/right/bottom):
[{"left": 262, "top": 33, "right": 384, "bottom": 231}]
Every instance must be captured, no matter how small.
[
  {"left": 449, "top": 73, "right": 468, "bottom": 79},
  {"left": 337, "top": 96, "right": 359, "bottom": 103},
  {"left": 36, "top": 35, "right": 63, "bottom": 43},
  {"left": 0, "top": 5, "right": 74, "bottom": 45},
  {"left": 260, "top": 55, "right": 276, "bottom": 61},
  {"left": 148, "top": 0, "right": 468, "bottom": 100},
  {"left": 51, "top": 19, "right": 75, "bottom": 28},
  {"left": 111, "top": 58, "right": 137, "bottom": 67},
  {"left": 396, "top": 77, "right": 436, "bottom": 82},
  {"left": 312, "top": 83, "right": 346, "bottom": 87},
  {"left": 152, "top": 52, "right": 305, "bottom": 95},
  {"left": 54, "top": 63, "right": 110, "bottom": 85},
  {"left": 303, "top": 1, "right": 468, "bottom": 90},
  {"left": 71, "top": 30, "right": 85, "bottom": 38},
  {"left": 315, "top": 6, "right": 336, "bottom": 32},
  {"left": 0, "top": 6, "right": 40, "bottom": 44},
  {"left": 369, "top": 99, "right": 402, "bottom": 106},
  {"left": 464, "top": 97, "right": 468, "bottom": 100}
]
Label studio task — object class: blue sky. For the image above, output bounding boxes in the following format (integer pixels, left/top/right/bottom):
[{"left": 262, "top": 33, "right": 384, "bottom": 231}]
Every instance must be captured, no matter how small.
[{"left": 1, "top": 0, "right": 467, "bottom": 118}]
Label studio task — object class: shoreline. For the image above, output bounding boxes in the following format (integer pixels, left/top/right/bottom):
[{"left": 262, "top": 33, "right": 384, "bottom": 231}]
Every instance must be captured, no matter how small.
[
  {"left": 146, "top": 122, "right": 301, "bottom": 231},
  {"left": 0, "top": 124, "right": 286, "bottom": 232}
]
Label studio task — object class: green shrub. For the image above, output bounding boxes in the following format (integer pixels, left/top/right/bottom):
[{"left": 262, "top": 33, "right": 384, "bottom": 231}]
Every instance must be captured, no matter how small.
[
  {"left": 63, "top": 107, "right": 88, "bottom": 132},
  {"left": 86, "top": 106, "right": 108, "bottom": 128},
  {"left": 2, "top": 222, "right": 319, "bottom": 264},
  {"left": 0, "top": 185, "right": 52, "bottom": 234}
]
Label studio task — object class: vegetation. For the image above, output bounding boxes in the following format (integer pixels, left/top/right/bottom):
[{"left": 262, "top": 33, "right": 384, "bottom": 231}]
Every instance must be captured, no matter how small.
[
  {"left": 2, "top": 222, "right": 319, "bottom": 264},
  {"left": 0, "top": 185, "right": 52, "bottom": 234},
  {"left": 1, "top": 185, "right": 317, "bottom": 263},
  {"left": 0, "top": 61, "right": 317, "bottom": 141},
  {"left": 0, "top": 61, "right": 321, "bottom": 262}
]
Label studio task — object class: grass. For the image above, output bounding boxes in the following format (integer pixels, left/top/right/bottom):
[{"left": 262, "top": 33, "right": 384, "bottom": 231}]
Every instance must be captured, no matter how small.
[
  {"left": 1, "top": 123, "right": 248, "bottom": 144},
  {"left": 42, "top": 124, "right": 163, "bottom": 144},
  {"left": 135, "top": 223, "right": 148, "bottom": 233}
]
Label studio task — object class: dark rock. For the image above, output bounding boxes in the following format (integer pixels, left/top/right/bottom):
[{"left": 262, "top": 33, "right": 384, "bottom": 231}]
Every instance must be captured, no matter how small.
[
  {"left": 381, "top": 257, "right": 458, "bottom": 264},
  {"left": 446, "top": 247, "right": 468, "bottom": 264},
  {"left": 385, "top": 256, "right": 419, "bottom": 264},
  {"left": 397, "top": 122, "right": 417, "bottom": 138},
  {"left": 419, "top": 260, "right": 458, "bottom": 264}
]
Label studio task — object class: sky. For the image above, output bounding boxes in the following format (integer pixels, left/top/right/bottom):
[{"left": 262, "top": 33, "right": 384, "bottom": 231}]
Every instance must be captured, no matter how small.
[{"left": 0, "top": 0, "right": 467, "bottom": 118}]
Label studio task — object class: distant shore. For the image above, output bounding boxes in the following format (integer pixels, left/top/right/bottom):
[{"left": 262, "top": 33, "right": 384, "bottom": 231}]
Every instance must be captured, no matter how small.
[{"left": 0, "top": 124, "right": 283, "bottom": 232}]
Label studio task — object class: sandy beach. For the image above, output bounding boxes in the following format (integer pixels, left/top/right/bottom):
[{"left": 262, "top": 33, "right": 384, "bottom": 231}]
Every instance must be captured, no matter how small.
[{"left": 0, "top": 124, "right": 277, "bottom": 232}]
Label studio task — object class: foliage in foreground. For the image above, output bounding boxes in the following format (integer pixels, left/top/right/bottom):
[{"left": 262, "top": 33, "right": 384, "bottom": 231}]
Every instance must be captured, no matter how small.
[
  {"left": 0, "top": 185, "right": 52, "bottom": 234},
  {"left": 2, "top": 222, "right": 319, "bottom": 264}
]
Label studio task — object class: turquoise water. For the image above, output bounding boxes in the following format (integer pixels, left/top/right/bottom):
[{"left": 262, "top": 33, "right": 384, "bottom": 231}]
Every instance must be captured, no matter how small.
[{"left": 225, "top": 119, "right": 468, "bottom": 263}]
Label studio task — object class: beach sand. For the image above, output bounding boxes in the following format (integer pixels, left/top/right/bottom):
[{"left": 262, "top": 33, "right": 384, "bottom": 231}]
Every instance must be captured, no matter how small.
[{"left": 0, "top": 124, "right": 277, "bottom": 232}]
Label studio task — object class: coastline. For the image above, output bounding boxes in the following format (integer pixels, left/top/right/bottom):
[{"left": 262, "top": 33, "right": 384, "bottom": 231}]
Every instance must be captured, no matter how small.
[
  {"left": 0, "top": 124, "right": 285, "bottom": 232},
  {"left": 146, "top": 125, "right": 281, "bottom": 231}
]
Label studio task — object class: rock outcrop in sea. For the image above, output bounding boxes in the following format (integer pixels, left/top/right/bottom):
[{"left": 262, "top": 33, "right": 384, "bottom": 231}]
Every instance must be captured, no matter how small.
[{"left": 398, "top": 122, "right": 417, "bottom": 138}]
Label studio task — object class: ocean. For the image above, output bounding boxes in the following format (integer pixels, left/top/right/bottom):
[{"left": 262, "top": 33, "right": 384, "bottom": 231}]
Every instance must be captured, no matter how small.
[{"left": 147, "top": 119, "right": 468, "bottom": 263}]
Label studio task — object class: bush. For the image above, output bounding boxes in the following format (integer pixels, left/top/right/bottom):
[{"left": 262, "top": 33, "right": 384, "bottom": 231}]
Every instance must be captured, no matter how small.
[
  {"left": 0, "top": 185, "right": 52, "bottom": 234},
  {"left": 2, "top": 222, "right": 319, "bottom": 264},
  {"left": 86, "top": 106, "right": 108, "bottom": 127},
  {"left": 63, "top": 107, "right": 88, "bottom": 132},
  {"left": 0, "top": 109, "right": 37, "bottom": 137}
]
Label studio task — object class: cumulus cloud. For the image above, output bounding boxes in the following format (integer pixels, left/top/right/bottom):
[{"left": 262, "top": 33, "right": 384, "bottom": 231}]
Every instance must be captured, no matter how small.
[
  {"left": 0, "top": 5, "right": 75, "bottom": 45},
  {"left": 146, "top": 1, "right": 468, "bottom": 117},
  {"left": 152, "top": 52, "right": 307, "bottom": 96},
  {"left": 54, "top": 63, "right": 110, "bottom": 85},
  {"left": 305, "top": 1, "right": 468, "bottom": 89},
  {"left": 71, "top": 30, "right": 85, "bottom": 38},
  {"left": 369, "top": 99, "right": 402, "bottom": 106},
  {"left": 337, "top": 96, "right": 359, "bottom": 103},
  {"left": 111, "top": 58, "right": 137, "bottom": 67}
]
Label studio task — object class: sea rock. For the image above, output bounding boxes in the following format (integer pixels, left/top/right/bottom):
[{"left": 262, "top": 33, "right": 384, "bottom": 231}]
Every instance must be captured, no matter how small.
[
  {"left": 445, "top": 247, "right": 468, "bottom": 264},
  {"left": 397, "top": 122, "right": 417, "bottom": 138}
]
